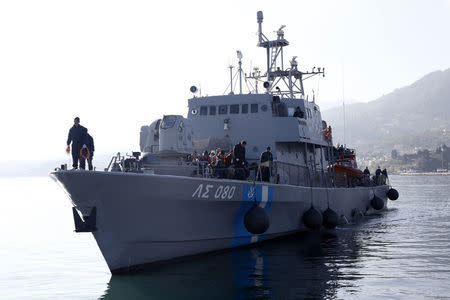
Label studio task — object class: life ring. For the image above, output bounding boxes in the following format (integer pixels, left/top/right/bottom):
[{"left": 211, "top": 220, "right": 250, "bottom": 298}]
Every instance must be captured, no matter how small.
[
  {"left": 80, "top": 147, "right": 91, "bottom": 159},
  {"left": 323, "top": 126, "right": 332, "bottom": 140}
]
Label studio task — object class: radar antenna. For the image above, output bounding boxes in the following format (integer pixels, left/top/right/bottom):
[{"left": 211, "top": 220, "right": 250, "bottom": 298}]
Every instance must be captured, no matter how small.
[{"left": 223, "top": 50, "right": 249, "bottom": 95}]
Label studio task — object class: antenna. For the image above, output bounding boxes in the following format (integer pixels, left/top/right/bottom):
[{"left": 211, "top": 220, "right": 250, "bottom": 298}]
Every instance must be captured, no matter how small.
[
  {"left": 342, "top": 63, "right": 346, "bottom": 146},
  {"left": 229, "top": 65, "right": 234, "bottom": 95},
  {"left": 253, "top": 66, "right": 259, "bottom": 93},
  {"left": 257, "top": 11, "right": 264, "bottom": 44},
  {"left": 237, "top": 50, "right": 243, "bottom": 94}
]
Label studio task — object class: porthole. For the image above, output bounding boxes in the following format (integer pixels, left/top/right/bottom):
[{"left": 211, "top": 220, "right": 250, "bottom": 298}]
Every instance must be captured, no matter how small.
[
  {"left": 191, "top": 109, "right": 198, "bottom": 115},
  {"left": 261, "top": 104, "right": 268, "bottom": 112}
]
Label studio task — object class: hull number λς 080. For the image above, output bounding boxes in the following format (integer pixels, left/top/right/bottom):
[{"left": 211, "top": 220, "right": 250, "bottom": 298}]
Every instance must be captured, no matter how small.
[{"left": 192, "top": 184, "right": 236, "bottom": 199}]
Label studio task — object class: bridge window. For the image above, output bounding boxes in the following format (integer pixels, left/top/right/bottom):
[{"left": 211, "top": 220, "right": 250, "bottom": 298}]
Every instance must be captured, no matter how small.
[
  {"left": 287, "top": 107, "right": 295, "bottom": 116},
  {"left": 200, "top": 106, "right": 207, "bottom": 116},
  {"left": 241, "top": 104, "right": 248, "bottom": 114},
  {"left": 219, "top": 105, "right": 228, "bottom": 115},
  {"left": 209, "top": 106, "right": 216, "bottom": 115},
  {"left": 160, "top": 115, "right": 176, "bottom": 129},
  {"left": 251, "top": 103, "right": 258, "bottom": 113},
  {"left": 230, "top": 104, "right": 239, "bottom": 114}
]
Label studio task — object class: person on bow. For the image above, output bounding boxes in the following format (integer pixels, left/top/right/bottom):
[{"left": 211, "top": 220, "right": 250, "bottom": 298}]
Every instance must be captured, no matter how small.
[
  {"left": 86, "top": 132, "right": 95, "bottom": 171},
  {"left": 375, "top": 166, "right": 382, "bottom": 185},
  {"left": 380, "top": 168, "right": 388, "bottom": 185},
  {"left": 66, "top": 117, "right": 88, "bottom": 170}
]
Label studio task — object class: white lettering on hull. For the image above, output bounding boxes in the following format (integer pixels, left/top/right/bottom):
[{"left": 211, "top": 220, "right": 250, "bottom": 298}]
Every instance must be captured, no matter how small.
[{"left": 192, "top": 184, "right": 236, "bottom": 199}]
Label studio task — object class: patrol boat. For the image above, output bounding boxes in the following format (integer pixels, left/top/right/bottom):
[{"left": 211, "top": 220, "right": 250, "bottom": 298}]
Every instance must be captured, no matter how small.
[{"left": 51, "top": 11, "right": 399, "bottom": 274}]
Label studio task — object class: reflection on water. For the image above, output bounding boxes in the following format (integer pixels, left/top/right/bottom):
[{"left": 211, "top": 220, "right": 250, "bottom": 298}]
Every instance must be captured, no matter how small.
[
  {"left": 1, "top": 176, "right": 450, "bottom": 299},
  {"left": 100, "top": 229, "right": 369, "bottom": 300}
]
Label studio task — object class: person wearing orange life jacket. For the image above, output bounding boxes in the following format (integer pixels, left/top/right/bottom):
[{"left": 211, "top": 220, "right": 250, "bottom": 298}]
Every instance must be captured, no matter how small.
[
  {"left": 209, "top": 151, "right": 216, "bottom": 165},
  {"left": 212, "top": 148, "right": 222, "bottom": 167},
  {"left": 215, "top": 149, "right": 227, "bottom": 178}
]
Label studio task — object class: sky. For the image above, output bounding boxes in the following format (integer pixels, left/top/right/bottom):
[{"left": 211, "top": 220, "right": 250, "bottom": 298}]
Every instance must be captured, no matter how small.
[{"left": 1, "top": 0, "right": 450, "bottom": 162}]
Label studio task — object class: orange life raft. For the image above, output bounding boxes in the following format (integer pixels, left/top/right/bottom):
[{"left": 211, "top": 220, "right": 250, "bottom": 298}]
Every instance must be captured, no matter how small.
[{"left": 333, "top": 164, "right": 364, "bottom": 178}]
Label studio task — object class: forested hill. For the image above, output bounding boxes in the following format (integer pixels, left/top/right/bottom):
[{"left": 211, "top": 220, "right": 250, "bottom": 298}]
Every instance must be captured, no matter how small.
[{"left": 322, "top": 68, "right": 450, "bottom": 155}]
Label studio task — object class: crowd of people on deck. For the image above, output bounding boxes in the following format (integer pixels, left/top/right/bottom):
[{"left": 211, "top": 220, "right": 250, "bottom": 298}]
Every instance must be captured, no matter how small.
[
  {"left": 186, "top": 140, "right": 273, "bottom": 181},
  {"left": 185, "top": 139, "right": 388, "bottom": 186},
  {"left": 363, "top": 166, "right": 389, "bottom": 185}
]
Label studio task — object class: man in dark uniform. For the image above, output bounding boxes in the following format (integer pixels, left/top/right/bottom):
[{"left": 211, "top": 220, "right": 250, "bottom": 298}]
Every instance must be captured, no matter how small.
[
  {"left": 381, "top": 168, "right": 388, "bottom": 185},
  {"left": 260, "top": 146, "right": 273, "bottom": 182},
  {"left": 363, "top": 166, "right": 370, "bottom": 176},
  {"left": 86, "top": 132, "right": 95, "bottom": 171},
  {"left": 375, "top": 166, "right": 382, "bottom": 185},
  {"left": 67, "top": 117, "right": 88, "bottom": 169},
  {"left": 293, "top": 106, "right": 304, "bottom": 118},
  {"left": 233, "top": 140, "right": 247, "bottom": 179}
]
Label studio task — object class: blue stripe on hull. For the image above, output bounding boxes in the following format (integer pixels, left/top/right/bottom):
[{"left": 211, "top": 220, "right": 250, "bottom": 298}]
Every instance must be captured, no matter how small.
[{"left": 231, "top": 184, "right": 273, "bottom": 247}]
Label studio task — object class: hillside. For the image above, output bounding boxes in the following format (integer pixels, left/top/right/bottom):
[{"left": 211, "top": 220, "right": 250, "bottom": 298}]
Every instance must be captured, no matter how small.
[{"left": 322, "top": 68, "right": 450, "bottom": 156}]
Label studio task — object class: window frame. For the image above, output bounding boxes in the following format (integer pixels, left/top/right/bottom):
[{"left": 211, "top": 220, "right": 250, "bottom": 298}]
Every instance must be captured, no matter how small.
[
  {"left": 200, "top": 106, "right": 208, "bottom": 116},
  {"left": 209, "top": 106, "right": 216, "bottom": 115},
  {"left": 230, "top": 104, "right": 239, "bottom": 114},
  {"left": 218, "top": 105, "right": 228, "bottom": 115},
  {"left": 160, "top": 115, "right": 177, "bottom": 129}
]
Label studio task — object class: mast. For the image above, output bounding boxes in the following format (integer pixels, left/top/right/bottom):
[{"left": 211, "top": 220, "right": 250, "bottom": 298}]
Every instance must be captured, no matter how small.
[
  {"left": 250, "top": 11, "right": 325, "bottom": 99},
  {"left": 229, "top": 65, "right": 234, "bottom": 94},
  {"left": 237, "top": 50, "right": 243, "bottom": 94}
]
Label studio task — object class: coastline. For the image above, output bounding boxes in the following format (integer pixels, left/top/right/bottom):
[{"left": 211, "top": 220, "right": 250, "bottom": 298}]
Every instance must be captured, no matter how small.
[{"left": 395, "top": 172, "right": 450, "bottom": 176}]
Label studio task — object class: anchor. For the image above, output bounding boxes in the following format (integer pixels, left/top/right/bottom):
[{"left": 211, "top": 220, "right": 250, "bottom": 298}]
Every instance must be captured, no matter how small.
[{"left": 72, "top": 207, "right": 97, "bottom": 232}]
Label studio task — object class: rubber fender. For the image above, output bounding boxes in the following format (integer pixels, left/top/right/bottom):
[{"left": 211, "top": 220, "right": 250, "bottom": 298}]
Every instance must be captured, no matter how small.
[
  {"left": 371, "top": 195, "right": 384, "bottom": 210},
  {"left": 244, "top": 205, "right": 270, "bottom": 234},
  {"left": 302, "top": 207, "right": 323, "bottom": 229},
  {"left": 322, "top": 208, "right": 339, "bottom": 229},
  {"left": 387, "top": 188, "right": 399, "bottom": 200}
]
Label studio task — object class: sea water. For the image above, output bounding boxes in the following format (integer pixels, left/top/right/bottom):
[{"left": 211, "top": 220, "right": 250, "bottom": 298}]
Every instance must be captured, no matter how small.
[{"left": 0, "top": 175, "right": 449, "bottom": 299}]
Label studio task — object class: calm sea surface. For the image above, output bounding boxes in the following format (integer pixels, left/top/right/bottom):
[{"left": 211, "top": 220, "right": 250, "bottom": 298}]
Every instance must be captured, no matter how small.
[{"left": 1, "top": 175, "right": 449, "bottom": 300}]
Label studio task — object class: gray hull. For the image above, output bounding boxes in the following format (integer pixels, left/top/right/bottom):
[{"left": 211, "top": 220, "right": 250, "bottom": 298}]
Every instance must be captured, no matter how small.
[{"left": 51, "top": 170, "right": 389, "bottom": 273}]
